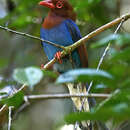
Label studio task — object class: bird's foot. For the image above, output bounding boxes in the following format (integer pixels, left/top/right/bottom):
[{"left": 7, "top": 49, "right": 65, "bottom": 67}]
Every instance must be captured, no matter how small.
[
  {"left": 40, "top": 64, "right": 44, "bottom": 69},
  {"left": 54, "top": 51, "right": 62, "bottom": 64}
]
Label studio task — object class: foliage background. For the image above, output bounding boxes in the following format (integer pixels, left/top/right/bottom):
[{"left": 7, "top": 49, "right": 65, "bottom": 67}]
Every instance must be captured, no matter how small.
[{"left": 0, "top": 0, "right": 130, "bottom": 130}]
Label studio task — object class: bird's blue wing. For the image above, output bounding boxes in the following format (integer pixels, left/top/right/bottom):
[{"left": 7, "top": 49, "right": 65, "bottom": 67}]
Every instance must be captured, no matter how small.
[
  {"left": 64, "top": 19, "right": 89, "bottom": 68},
  {"left": 64, "top": 19, "right": 83, "bottom": 68},
  {"left": 65, "top": 19, "right": 82, "bottom": 42}
]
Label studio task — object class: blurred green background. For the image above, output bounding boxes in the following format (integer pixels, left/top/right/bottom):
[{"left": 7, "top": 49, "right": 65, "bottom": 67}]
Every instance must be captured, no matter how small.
[{"left": 0, "top": 0, "right": 130, "bottom": 130}]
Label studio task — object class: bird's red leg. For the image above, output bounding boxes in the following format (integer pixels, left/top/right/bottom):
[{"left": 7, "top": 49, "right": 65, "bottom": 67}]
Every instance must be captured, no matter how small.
[
  {"left": 40, "top": 64, "right": 44, "bottom": 69},
  {"left": 54, "top": 51, "right": 62, "bottom": 64}
]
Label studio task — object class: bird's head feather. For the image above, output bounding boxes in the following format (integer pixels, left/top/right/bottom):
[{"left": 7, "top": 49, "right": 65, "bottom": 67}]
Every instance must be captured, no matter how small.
[
  {"left": 39, "top": 0, "right": 76, "bottom": 21},
  {"left": 39, "top": 0, "right": 69, "bottom": 9}
]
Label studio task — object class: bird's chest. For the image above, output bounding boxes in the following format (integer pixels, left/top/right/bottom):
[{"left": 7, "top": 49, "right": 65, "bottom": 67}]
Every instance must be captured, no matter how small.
[
  {"left": 41, "top": 23, "right": 73, "bottom": 46},
  {"left": 40, "top": 22, "right": 74, "bottom": 60}
]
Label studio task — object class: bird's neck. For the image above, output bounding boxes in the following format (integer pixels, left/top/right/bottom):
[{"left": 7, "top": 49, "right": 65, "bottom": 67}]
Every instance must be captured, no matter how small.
[
  {"left": 42, "top": 8, "right": 76, "bottom": 29},
  {"left": 42, "top": 11, "right": 65, "bottom": 29}
]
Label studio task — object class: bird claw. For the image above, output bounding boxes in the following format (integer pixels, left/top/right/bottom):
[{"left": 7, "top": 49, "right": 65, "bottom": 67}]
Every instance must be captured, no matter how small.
[
  {"left": 55, "top": 51, "right": 62, "bottom": 64},
  {"left": 40, "top": 64, "right": 44, "bottom": 69}
]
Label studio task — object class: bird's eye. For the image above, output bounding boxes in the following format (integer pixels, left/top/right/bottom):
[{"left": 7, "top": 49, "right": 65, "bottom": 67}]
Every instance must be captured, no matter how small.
[{"left": 56, "top": 1, "right": 63, "bottom": 8}]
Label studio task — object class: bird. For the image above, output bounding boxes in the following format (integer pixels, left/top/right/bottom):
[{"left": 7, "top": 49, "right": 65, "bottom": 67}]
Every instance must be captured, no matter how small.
[{"left": 39, "top": 0, "right": 94, "bottom": 129}]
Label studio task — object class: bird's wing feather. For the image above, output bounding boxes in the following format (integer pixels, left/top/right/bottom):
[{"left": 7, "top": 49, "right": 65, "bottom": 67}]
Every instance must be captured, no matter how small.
[{"left": 65, "top": 20, "right": 88, "bottom": 67}]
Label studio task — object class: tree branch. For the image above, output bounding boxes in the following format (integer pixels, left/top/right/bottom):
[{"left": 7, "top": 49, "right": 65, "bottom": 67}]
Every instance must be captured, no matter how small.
[
  {"left": 0, "top": 105, "right": 8, "bottom": 115},
  {"left": 43, "top": 13, "right": 130, "bottom": 69},
  {"left": 1, "top": 14, "right": 130, "bottom": 70},
  {"left": 25, "top": 93, "right": 110, "bottom": 100},
  {"left": 87, "top": 17, "right": 125, "bottom": 93},
  {"left": 0, "top": 25, "right": 65, "bottom": 50},
  {"left": 8, "top": 106, "right": 14, "bottom": 130}
]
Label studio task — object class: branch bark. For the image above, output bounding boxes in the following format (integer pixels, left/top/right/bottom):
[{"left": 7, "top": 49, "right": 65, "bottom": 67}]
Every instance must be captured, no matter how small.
[
  {"left": 0, "top": 13, "right": 130, "bottom": 69},
  {"left": 8, "top": 106, "right": 14, "bottom": 130},
  {"left": 25, "top": 93, "right": 110, "bottom": 100},
  {"left": 0, "top": 25, "right": 65, "bottom": 50},
  {"left": 0, "top": 105, "right": 8, "bottom": 115}
]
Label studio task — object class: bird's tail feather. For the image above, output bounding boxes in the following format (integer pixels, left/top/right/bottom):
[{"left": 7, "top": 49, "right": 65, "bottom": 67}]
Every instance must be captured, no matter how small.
[
  {"left": 67, "top": 83, "right": 89, "bottom": 111},
  {"left": 67, "top": 83, "right": 91, "bottom": 129}
]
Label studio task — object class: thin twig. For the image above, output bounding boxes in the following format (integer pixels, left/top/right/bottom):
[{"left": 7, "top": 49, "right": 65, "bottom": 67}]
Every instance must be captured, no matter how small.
[
  {"left": 87, "top": 18, "right": 125, "bottom": 93},
  {"left": 13, "top": 102, "right": 29, "bottom": 119},
  {"left": 0, "top": 105, "right": 8, "bottom": 115},
  {"left": 25, "top": 93, "right": 110, "bottom": 100},
  {"left": 75, "top": 18, "right": 125, "bottom": 125},
  {"left": 43, "top": 13, "right": 130, "bottom": 69},
  {"left": 0, "top": 25, "right": 65, "bottom": 50},
  {"left": 74, "top": 122, "right": 79, "bottom": 130},
  {"left": 8, "top": 106, "right": 14, "bottom": 130},
  {"left": 96, "top": 89, "right": 120, "bottom": 111},
  {"left": 78, "top": 18, "right": 124, "bottom": 116},
  {"left": 17, "top": 84, "right": 27, "bottom": 92}
]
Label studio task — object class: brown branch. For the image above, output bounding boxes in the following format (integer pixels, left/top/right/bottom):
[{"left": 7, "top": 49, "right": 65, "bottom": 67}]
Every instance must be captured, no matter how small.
[
  {"left": 0, "top": 105, "right": 8, "bottom": 115},
  {"left": 17, "top": 84, "right": 27, "bottom": 92},
  {"left": 25, "top": 93, "right": 110, "bottom": 100},
  {"left": 43, "top": 13, "right": 130, "bottom": 69},
  {"left": 0, "top": 25, "right": 65, "bottom": 50}
]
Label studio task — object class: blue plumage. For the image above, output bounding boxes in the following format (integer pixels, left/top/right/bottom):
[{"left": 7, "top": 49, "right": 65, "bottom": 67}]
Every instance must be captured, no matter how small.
[{"left": 40, "top": 19, "right": 82, "bottom": 72}]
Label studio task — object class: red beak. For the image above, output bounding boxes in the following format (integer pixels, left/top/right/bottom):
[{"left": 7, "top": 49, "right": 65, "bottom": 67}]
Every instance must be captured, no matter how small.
[{"left": 39, "top": 0, "right": 55, "bottom": 9}]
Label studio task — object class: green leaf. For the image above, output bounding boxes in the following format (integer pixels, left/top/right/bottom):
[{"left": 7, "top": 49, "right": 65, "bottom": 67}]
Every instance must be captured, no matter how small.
[
  {"left": 91, "top": 34, "right": 119, "bottom": 48},
  {"left": 0, "top": 91, "right": 24, "bottom": 108},
  {"left": 91, "top": 33, "right": 130, "bottom": 48},
  {"left": 65, "top": 89, "right": 130, "bottom": 123},
  {"left": 0, "top": 58, "right": 8, "bottom": 68},
  {"left": 0, "top": 80, "right": 17, "bottom": 89},
  {"left": 121, "top": 78, "right": 130, "bottom": 88},
  {"left": 110, "top": 48, "right": 130, "bottom": 62},
  {"left": 42, "top": 70, "right": 58, "bottom": 79},
  {"left": 65, "top": 106, "right": 130, "bottom": 123},
  {"left": 0, "top": 92, "right": 7, "bottom": 95},
  {"left": 116, "top": 33, "right": 130, "bottom": 46},
  {"left": 56, "top": 69, "right": 113, "bottom": 84},
  {"left": 13, "top": 67, "right": 43, "bottom": 88}
]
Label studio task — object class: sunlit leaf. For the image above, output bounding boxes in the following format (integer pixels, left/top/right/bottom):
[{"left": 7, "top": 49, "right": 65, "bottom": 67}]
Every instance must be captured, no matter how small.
[
  {"left": 91, "top": 34, "right": 119, "bottom": 48},
  {"left": 91, "top": 34, "right": 130, "bottom": 48},
  {"left": 13, "top": 67, "right": 43, "bottom": 88},
  {"left": 56, "top": 69, "right": 113, "bottom": 84}
]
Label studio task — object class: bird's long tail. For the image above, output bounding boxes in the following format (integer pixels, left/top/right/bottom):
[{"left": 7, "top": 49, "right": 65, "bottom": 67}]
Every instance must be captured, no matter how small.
[
  {"left": 67, "top": 83, "right": 91, "bottom": 130},
  {"left": 67, "top": 83, "right": 109, "bottom": 130}
]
